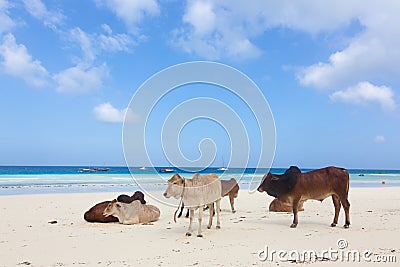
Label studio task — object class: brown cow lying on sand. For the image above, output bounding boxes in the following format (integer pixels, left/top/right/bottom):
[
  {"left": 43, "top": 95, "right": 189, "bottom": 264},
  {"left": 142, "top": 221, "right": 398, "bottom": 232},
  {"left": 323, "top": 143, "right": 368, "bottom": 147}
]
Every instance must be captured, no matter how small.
[
  {"left": 103, "top": 200, "right": 160, "bottom": 224},
  {"left": 84, "top": 191, "right": 146, "bottom": 223},
  {"left": 258, "top": 166, "right": 350, "bottom": 228},
  {"left": 269, "top": 198, "right": 304, "bottom": 212},
  {"left": 178, "top": 178, "right": 239, "bottom": 218}
]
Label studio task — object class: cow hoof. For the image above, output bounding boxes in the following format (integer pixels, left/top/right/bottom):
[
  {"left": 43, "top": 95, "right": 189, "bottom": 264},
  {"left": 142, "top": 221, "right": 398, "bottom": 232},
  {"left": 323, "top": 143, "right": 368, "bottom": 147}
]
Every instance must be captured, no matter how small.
[
  {"left": 197, "top": 234, "right": 203, "bottom": 238},
  {"left": 216, "top": 225, "right": 221, "bottom": 229},
  {"left": 186, "top": 232, "right": 192, "bottom": 236},
  {"left": 232, "top": 210, "right": 236, "bottom": 213},
  {"left": 290, "top": 223, "right": 297, "bottom": 228},
  {"left": 344, "top": 224, "right": 350, "bottom": 229},
  {"left": 207, "top": 226, "right": 211, "bottom": 229},
  {"left": 331, "top": 223, "right": 337, "bottom": 227}
]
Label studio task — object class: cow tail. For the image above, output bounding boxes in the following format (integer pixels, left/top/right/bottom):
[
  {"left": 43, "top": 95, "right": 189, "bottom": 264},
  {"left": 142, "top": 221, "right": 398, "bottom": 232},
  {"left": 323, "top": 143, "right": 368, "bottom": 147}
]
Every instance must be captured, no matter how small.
[{"left": 345, "top": 169, "right": 350, "bottom": 194}]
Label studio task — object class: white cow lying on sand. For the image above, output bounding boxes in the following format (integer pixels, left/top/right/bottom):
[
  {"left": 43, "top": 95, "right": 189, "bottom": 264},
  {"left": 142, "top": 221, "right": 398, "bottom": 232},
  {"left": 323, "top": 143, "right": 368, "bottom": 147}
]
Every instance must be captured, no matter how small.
[
  {"left": 103, "top": 199, "right": 160, "bottom": 224},
  {"left": 163, "top": 173, "right": 222, "bottom": 237}
]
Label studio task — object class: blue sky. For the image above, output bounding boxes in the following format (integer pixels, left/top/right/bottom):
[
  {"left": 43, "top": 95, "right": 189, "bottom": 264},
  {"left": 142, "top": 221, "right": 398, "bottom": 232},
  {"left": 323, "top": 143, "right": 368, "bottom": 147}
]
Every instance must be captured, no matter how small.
[{"left": 1, "top": 0, "right": 399, "bottom": 169}]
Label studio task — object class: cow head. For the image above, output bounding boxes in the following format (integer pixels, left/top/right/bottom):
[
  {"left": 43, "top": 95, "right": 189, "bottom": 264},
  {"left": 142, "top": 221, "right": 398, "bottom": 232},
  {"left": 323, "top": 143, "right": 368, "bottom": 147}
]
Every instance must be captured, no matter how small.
[
  {"left": 132, "top": 191, "right": 146, "bottom": 204},
  {"left": 103, "top": 199, "right": 121, "bottom": 217},
  {"left": 257, "top": 166, "right": 301, "bottom": 198},
  {"left": 257, "top": 172, "right": 272, "bottom": 193},
  {"left": 163, "top": 174, "right": 184, "bottom": 199}
]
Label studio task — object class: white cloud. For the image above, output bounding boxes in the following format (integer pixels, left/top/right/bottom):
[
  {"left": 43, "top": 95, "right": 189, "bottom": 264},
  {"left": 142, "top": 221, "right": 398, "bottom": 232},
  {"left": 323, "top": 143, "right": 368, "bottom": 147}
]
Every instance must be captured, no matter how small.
[
  {"left": 1, "top": 2, "right": 134, "bottom": 94},
  {"left": 294, "top": 1, "right": 400, "bottom": 109},
  {"left": 172, "top": 0, "right": 367, "bottom": 60},
  {"left": 69, "top": 26, "right": 134, "bottom": 64},
  {"left": 0, "top": 33, "right": 49, "bottom": 87},
  {"left": 69, "top": 27, "right": 96, "bottom": 63},
  {"left": 171, "top": 1, "right": 398, "bottom": 109},
  {"left": 101, "top": 24, "right": 112, "bottom": 35},
  {"left": 260, "top": 1, "right": 363, "bottom": 34},
  {"left": 53, "top": 26, "right": 133, "bottom": 93},
  {"left": 23, "top": 0, "right": 65, "bottom": 30},
  {"left": 172, "top": 0, "right": 370, "bottom": 60},
  {"left": 53, "top": 63, "right": 108, "bottom": 93},
  {"left": 330, "top": 82, "right": 395, "bottom": 111},
  {"left": 183, "top": 1, "right": 216, "bottom": 35},
  {"left": 298, "top": 31, "right": 399, "bottom": 91},
  {"left": 0, "top": 0, "right": 15, "bottom": 34},
  {"left": 98, "top": 26, "right": 135, "bottom": 52},
  {"left": 95, "top": 0, "right": 160, "bottom": 32},
  {"left": 173, "top": 0, "right": 263, "bottom": 60},
  {"left": 93, "top": 102, "right": 126, "bottom": 123},
  {"left": 374, "top": 135, "right": 385, "bottom": 143}
]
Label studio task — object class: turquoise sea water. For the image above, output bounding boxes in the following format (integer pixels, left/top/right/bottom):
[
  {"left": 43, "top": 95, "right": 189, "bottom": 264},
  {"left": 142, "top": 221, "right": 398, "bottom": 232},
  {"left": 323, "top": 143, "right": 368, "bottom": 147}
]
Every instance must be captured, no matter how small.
[{"left": 0, "top": 166, "right": 399, "bottom": 195}]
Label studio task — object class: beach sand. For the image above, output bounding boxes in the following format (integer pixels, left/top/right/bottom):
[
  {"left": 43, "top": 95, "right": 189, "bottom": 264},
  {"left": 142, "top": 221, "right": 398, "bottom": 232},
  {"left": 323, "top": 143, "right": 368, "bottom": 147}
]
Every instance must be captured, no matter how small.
[{"left": 0, "top": 187, "right": 399, "bottom": 266}]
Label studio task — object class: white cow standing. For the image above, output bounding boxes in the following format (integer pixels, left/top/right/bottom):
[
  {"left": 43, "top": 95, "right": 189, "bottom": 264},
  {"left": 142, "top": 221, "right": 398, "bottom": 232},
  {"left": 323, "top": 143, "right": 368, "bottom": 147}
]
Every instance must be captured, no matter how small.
[
  {"left": 103, "top": 199, "right": 160, "bottom": 224},
  {"left": 163, "top": 173, "right": 222, "bottom": 237}
]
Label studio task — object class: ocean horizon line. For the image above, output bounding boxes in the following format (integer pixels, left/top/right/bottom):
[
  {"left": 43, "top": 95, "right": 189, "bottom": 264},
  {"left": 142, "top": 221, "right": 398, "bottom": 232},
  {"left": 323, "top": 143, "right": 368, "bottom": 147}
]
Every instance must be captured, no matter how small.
[
  {"left": 1, "top": 165, "right": 400, "bottom": 172},
  {"left": 0, "top": 166, "right": 399, "bottom": 196}
]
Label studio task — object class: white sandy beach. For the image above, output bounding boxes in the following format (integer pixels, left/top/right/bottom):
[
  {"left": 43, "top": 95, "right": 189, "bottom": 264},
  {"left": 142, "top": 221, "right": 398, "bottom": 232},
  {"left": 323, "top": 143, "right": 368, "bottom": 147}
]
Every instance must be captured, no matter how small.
[{"left": 0, "top": 187, "right": 399, "bottom": 266}]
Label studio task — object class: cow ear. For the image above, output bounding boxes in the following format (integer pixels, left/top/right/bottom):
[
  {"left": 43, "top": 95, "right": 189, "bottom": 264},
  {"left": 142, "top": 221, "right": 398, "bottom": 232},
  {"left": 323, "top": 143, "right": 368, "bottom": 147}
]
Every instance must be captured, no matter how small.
[
  {"left": 116, "top": 203, "right": 121, "bottom": 208},
  {"left": 173, "top": 174, "right": 182, "bottom": 179},
  {"left": 271, "top": 176, "right": 280, "bottom": 181}
]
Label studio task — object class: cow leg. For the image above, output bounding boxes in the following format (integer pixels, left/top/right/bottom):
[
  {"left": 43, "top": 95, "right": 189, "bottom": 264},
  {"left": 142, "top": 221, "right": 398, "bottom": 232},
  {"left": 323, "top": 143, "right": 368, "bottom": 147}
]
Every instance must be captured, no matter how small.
[
  {"left": 340, "top": 195, "right": 351, "bottom": 228},
  {"left": 230, "top": 194, "right": 236, "bottom": 213},
  {"left": 197, "top": 206, "right": 203, "bottom": 237},
  {"left": 185, "top": 209, "right": 189, "bottom": 218},
  {"left": 298, "top": 200, "right": 305, "bottom": 211},
  {"left": 290, "top": 198, "right": 300, "bottom": 228},
  {"left": 331, "top": 195, "right": 341, "bottom": 227},
  {"left": 186, "top": 209, "right": 195, "bottom": 236},
  {"left": 216, "top": 199, "right": 221, "bottom": 229},
  {"left": 207, "top": 203, "right": 213, "bottom": 229},
  {"left": 204, "top": 205, "right": 215, "bottom": 216},
  {"left": 204, "top": 204, "right": 213, "bottom": 214}
]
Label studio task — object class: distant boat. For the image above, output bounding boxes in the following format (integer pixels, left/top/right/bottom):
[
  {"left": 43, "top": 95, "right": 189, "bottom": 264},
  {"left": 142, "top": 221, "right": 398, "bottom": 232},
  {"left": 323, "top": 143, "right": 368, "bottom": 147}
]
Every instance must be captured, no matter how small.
[
  {"left": 217, "top": 157, "right": 228, "bottom": 171},
  {"left": 78, "top": 167, "right": 110, "bottom": 173},
  {"left": 159, "top": 168, "right": 175, "bottom": 173},
  {"left": 139, "top": 166, "right": 147, "bottom": 170},
  {"left": 359, "top": 174, "right": 365, "bottom": 176},
  {"left": 91, "top": 168, "right": 110, "bottom": 172}
]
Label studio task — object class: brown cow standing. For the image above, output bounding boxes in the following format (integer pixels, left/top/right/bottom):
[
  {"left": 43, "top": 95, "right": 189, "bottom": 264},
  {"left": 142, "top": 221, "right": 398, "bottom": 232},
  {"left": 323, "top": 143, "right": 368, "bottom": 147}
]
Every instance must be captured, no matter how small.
[
  {"left": 84, "top": 191, "right": 146, "bottom": 223},
  {"left": 221, "top": 178, "right": 239, "bottom": 213},
  {"left": 258, "top": 166, "right": 350, "bottom": 228}
]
